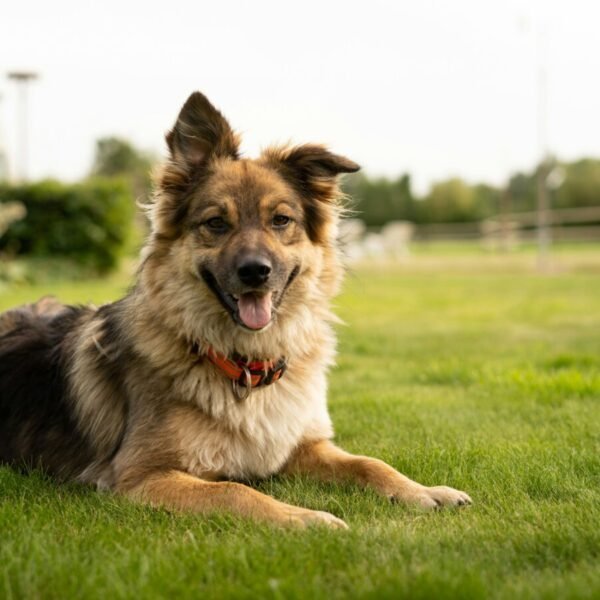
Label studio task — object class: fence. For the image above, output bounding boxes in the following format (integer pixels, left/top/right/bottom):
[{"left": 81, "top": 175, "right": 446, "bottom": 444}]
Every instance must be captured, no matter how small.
[
  {"left": 416, "top": 206, "right": 600, "bottom": 245},
  {"left": 340, "top": 207, "right": 600, "bottom": 259}
]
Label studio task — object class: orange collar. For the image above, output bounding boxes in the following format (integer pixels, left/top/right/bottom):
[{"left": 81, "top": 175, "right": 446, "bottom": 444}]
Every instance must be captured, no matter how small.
[{"left": 191, "top": 343, "right": 287, "bottom": 400}]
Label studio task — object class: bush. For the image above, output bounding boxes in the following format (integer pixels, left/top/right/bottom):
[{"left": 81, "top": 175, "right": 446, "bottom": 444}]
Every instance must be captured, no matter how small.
[{"left": 0, "top": 178, "right": 135, "bottom": 272}]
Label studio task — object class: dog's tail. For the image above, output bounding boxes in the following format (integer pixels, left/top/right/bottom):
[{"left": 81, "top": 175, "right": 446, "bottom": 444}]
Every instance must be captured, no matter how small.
[{"left": 0, "top": 296, "right": 66, "bottom": 337}]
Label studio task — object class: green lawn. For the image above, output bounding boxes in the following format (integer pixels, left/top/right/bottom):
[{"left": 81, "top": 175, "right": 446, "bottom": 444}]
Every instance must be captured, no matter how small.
[{"left": 1, "top": 250, "right": 599, "bottom": 599}]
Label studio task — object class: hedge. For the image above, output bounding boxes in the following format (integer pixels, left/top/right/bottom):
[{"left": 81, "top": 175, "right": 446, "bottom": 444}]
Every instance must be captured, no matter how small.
[{"left": 0, "top": 178, "right": 135, "bottom": 271}]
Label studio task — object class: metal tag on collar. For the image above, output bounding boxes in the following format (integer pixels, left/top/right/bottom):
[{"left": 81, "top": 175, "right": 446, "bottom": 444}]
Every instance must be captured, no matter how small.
[{"left": 231, "top": 364, "right": 252, "bottom": 401}]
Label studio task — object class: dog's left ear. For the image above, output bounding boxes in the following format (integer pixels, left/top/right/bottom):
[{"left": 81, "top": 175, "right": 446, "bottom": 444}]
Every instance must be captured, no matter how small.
[
  {"left": 265, "top": 144, "right": 359, "bottom": 184},
  {"left": 263, "top": 144, "right": 360, "bottom": 241},
  {"left": 166, "top": 91, "right": 239, "bottom": 170}
]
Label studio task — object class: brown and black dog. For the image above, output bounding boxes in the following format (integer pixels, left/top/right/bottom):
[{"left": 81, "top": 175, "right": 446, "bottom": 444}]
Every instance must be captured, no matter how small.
[{"left": 0, "top": 92, "right": 471, "bottom": 528}]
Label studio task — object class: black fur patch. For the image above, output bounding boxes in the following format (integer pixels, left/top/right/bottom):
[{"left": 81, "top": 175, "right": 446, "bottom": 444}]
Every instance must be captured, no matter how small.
[{"left": 0, "top": 306, "right": 94, "bottom": 479}]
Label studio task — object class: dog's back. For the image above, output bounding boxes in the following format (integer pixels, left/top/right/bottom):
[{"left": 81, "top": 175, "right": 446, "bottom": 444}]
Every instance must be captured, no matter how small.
[
  {"left": 0, "top": 298, "right": 95, "bottom": 478},
  {"left": 0, "top": 296, "right": 65, "bottom": 336}
]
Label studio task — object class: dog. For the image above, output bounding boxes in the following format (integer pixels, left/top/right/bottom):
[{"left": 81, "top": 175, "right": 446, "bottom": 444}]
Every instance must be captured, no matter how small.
[{"left": 0, "top": 92, "right": 471, "bottom": 528}]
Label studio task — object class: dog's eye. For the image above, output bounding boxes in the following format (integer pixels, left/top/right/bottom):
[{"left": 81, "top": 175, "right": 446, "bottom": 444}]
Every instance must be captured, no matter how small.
[
  {"left": 272, "top": 215, "right": 292, "bottom": 229},
  {"left": 204, "top": 217, "right": 229, "bottom": 233}
]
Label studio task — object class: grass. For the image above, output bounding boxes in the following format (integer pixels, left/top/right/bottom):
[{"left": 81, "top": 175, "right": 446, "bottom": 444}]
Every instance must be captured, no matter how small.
[{"left": 1, "top": 247, "right": 599, "bottom": 599}]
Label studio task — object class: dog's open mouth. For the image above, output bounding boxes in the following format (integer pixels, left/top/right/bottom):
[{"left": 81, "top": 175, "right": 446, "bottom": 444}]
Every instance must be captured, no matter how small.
[
  {"left": 201, "top": 267, "right": 299, "bottom": 331},
  {"left": 200, "top": 270, "right": 274, "bottom": 331}
]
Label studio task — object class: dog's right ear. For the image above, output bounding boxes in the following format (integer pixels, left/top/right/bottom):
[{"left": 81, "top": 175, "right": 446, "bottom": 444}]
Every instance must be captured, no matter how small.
[
  {"left": 166, "top": 92, "right": 239, "bottom": 170},
  {"left": 151, "top": 93, "right": 239, "bottom": 237}
]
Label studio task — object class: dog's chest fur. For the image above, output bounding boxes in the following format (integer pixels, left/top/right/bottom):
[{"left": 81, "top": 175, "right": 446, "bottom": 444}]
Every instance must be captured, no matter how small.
[{"left": 169, "top": 362, "right": 333, "bottom": 480}]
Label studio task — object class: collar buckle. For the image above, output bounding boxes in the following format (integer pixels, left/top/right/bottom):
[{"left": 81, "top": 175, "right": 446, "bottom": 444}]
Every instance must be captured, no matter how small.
[{"left": 231, "top": 365, "right": 252, "bottom": 401}]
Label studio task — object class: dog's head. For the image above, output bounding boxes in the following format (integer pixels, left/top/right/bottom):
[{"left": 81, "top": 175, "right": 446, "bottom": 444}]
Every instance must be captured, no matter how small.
[{"left": 143, "top": 92, "right": 358, "bottom": 350}]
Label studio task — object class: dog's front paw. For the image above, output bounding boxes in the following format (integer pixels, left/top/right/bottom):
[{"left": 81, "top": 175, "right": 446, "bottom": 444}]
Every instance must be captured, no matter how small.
[
  {"left": 391, "top": 485, "right": 472, "bottom": 510},
  {"left": 282, "top": 506, "right": 349, "bottom": 529}
]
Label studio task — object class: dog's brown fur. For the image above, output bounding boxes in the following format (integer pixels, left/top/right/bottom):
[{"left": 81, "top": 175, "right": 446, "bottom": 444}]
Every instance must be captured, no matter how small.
[{"left": 0, "top": 92, "right": 471, "bottom": 528}]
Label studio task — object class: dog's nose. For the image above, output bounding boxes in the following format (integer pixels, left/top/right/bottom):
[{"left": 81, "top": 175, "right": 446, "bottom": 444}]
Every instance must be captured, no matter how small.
[{"left": 237, "top": 257, "right": 272, "bottom": 287}]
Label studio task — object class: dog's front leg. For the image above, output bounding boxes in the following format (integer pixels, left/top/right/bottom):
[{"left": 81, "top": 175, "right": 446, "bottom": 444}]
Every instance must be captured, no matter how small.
[
  {"left": 283, "top": 439, "right": 472, "bottom": 509},
  {"left": 117, "top": 469, "right": 348, "bottom": 528}
]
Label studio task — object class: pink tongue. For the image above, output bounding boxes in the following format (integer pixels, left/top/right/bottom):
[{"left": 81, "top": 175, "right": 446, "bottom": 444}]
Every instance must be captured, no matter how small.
[{"left": 237, "top": 292, "right": 273, "bottom": 330}]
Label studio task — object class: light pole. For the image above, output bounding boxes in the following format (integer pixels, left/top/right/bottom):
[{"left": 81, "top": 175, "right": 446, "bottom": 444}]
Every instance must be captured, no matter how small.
[
  {"left": 535, "top": 34, "right": 551, "bottom": 273},
  {"left": 7, "top": 71, "right": 38, "bottom": 182},
  {"left": 518, "top": 15, "right": 553, "bottom": 272},
  {"left": 0, "top": 93, "right": 9, "bottom": 181}
]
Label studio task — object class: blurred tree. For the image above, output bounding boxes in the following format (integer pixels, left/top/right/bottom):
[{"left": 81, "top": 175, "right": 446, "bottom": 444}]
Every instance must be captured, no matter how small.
[
  {"left": 508, "top": 158, "right": 600, "bottom": 213},
  {"left": 507, "top": 171, "right": 536, "bottom": 212},
  {"left": 473, "top": 183, "right": 502, "bottom": 217},
  {"left": 420, "top": 178, "right": 495, "bottom": 223},
  {"left": 90, "top": 137, "right": 154, "bottom": 202},
  {"left": 556, "top": 159, "right": 600, "bottom": 208},
  {"left": 343, "top": 172, "right": 416, "bottom": 227}
]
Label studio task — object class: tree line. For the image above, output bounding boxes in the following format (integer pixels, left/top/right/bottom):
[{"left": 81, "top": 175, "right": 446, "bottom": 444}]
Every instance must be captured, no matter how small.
[{"left": 342, "top": 158, "right": 600, "bottom": 227}]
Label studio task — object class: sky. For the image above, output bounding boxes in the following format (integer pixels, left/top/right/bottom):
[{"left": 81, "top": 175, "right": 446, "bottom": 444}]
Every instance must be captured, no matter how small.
[{"left": 0, "top": 0, "right": 599, "bottom": 193}]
